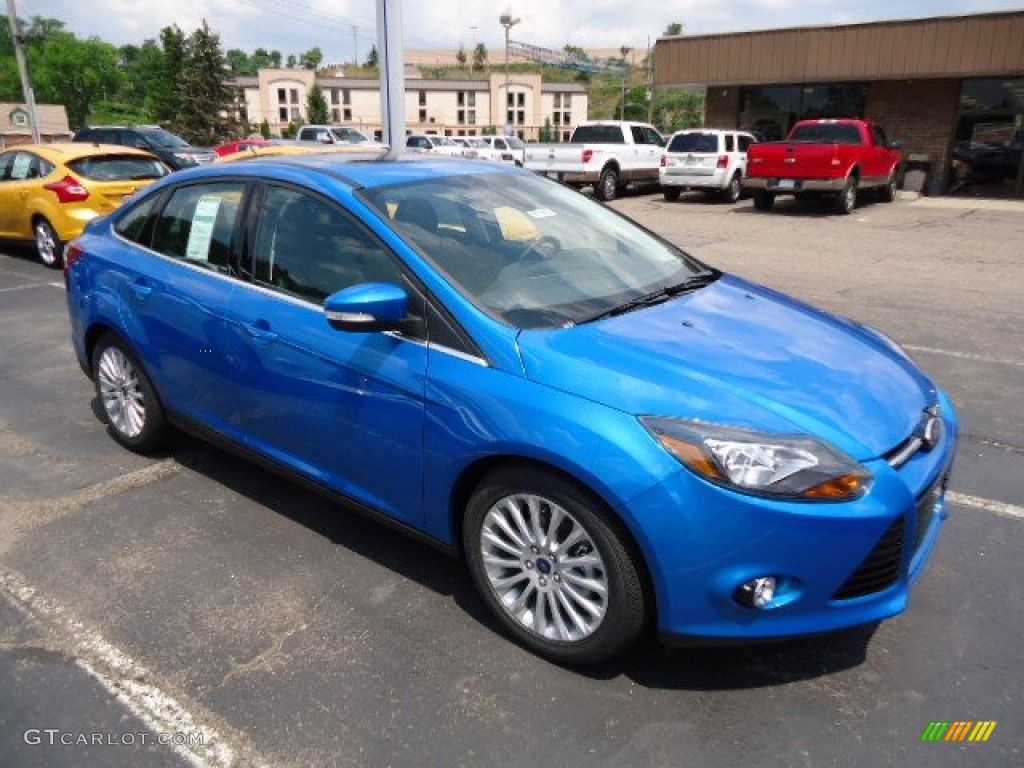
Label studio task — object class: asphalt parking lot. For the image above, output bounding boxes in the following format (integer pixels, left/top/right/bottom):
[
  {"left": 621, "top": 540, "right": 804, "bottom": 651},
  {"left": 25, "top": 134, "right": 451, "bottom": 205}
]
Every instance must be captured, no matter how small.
[{"left": 1, "top": 189, "right": 1022, "bottom": 767}]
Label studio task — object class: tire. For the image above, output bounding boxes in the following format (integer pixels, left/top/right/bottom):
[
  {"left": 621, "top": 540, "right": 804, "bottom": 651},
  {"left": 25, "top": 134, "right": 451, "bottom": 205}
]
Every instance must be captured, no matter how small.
[
  {"left": 753, "top": 190, "right": 775, "bottom": 211},
  {"left": 463, "top": 466, "right": 647, "bottom": 665},
  {"left": 835, "top": 175, "right": 857, "bottom": 214},
  {"left": 662, "top": 186, "right": 682, "bottom": 202},
  {"left": 92, "top": 333, "right": 168, "bottom": 453},
  {"left": 723, "top": 172, "right": 742, "bottom": 204},
  {"left": 878, "top": 171, "right": 897, "bottom": 202},
  {"left": 34, "top": 217, "right": 63, "bottom": 269},
  {"left": 594, "top": 166, "right": 620, "bottom": 201}
]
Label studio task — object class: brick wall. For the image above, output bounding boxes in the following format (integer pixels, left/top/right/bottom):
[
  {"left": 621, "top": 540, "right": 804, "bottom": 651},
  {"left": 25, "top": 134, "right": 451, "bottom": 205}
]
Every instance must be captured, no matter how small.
[{"left": 866, "top": 79, "right": 961, "bottom": 190}]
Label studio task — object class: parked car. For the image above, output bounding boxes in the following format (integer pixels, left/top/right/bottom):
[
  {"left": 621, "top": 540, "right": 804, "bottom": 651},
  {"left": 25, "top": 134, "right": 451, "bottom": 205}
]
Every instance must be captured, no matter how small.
[
  {"left": 74, "top": 125, "right": 217, "bottom": 170},
  {"left": 214, "top": 138, "right": 273, "bottom": 157},
  {"left": 478, "top": 135, "right": 526, "bottom": 166},
  {"left": 743, "top": 118, "right": 902, "bottom": 214},
  {"left": 659, "top": 129, "right": 758, "bottom": 203},
  {"left": 292, "top": 125, "right": 388, "bottom": 150},
  {"left": 0, "top": 142, "right": 167, "bottom": 268},
  {"left": 65, "top": 155, "right": 958, "bottom": 665},
  {"left": 405, "top": 134, "right": 466, "bottom": 157},
  {"left": 451, "top": 137, "right": 497, "bottom": 161}
]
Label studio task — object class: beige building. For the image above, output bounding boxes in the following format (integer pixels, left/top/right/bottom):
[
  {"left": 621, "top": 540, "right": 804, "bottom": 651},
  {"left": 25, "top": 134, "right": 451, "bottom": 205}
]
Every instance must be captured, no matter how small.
[
  {"left": 653, "top": 11, "right": 1024, "bottom": 195},
  {"left": 0, "top": 104, "right": 72, "bottom": 148},
  {"left": 234, "top": 69, "right": 588, "bottom": 142}
]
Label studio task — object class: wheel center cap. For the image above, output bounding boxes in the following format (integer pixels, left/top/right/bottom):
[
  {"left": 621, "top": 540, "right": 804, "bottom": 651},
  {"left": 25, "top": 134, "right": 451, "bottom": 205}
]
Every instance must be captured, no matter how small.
[{"left": 536, "top": 558, "right": 553, "bottom": 575}]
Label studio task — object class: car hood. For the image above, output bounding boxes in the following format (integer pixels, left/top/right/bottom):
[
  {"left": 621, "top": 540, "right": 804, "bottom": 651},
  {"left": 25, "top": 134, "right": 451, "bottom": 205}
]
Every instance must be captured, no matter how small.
[{"left": 516, "top": 275, "right": 937, "bottom": 460}]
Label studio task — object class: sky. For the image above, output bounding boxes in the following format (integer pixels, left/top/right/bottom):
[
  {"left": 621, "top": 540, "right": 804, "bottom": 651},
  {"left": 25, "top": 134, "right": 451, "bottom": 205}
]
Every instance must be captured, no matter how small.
[{"left": 19, "top": 0, "right": 1024, "bottom": 65}]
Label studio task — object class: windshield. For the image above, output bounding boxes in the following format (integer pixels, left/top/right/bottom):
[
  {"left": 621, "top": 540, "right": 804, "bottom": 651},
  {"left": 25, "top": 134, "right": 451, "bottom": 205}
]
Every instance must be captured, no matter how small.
[
  {"left": 360, "top": 172, "right": 708, "bottom": 329},
  {"left": 668, "top": 132, "right": 718, "bottom": 153},
  {"left": 140, "top": 129, "right": 189, "bottom": 149},
  {"left": 67, "top": 155, "right": 169, "bottom": 180},
  {"left": 505, "top": 137, "right": 525, "bottom": 149},
  {"left": 330, "top": 127, "right": 372, "bottom": 143}
]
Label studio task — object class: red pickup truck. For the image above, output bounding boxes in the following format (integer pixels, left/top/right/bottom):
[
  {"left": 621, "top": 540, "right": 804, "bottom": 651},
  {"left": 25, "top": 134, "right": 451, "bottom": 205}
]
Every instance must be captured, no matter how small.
[{"left": 743, "top": 118, "right": 902, "bottom": 214}]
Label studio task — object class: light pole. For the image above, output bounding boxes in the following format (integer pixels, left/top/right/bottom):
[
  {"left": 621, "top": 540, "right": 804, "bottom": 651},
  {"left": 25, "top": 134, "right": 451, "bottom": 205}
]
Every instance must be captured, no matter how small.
[
  {"left": 499, "top": 12, "right": 520, "bottom": 136},
  {"left": 619, "top": 45, "right": 631, "bottom": 121}
]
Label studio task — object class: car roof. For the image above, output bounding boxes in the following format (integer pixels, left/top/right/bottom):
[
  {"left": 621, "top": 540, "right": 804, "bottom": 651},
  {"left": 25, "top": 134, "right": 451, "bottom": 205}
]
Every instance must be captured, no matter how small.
[{"left": 2, "top": 142, "right": 161, "bottom": 162}]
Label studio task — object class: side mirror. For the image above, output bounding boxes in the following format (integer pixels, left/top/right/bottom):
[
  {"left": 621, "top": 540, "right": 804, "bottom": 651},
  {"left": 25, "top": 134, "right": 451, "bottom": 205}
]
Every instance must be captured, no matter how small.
[
  {"left": 889, "top": 139, "right": 904, "bottom": 150},
  {"left": 324, "top": 282, "right": 420, "bottom": 334}
]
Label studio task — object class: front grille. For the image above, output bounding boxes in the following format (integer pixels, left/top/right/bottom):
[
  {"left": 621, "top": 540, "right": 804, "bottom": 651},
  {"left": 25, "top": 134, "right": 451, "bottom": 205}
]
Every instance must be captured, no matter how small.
[
  {"left": 833, "top": 517, "right": 905, "bottom": 600},
  {"left": 913, "top": 475, "right": 946, "bottom": 553}
]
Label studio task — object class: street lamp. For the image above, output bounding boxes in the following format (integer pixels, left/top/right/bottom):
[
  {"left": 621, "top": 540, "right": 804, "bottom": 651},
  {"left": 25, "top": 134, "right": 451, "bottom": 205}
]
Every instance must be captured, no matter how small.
[
  {"left": 619, "top": 45, "right": 631, "bottom": 121},
  {"left": 499, "top": 12, "right": 520, "bottom": 136}
]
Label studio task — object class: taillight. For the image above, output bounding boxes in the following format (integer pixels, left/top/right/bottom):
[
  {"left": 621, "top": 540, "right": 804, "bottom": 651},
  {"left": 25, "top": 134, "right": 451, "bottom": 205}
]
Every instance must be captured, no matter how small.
[
  {"left": 582, "top": 149, "right": 594, "bottom": 164},
  {"left": 63, "top": 242, "right": 85, "bottom": 273},
  {"left": 44, "top": 175, "right": 89, "bottom": 203},
  {"left": 660, "top": 155, "right": 667, "bottom": 167},
  {"left": 717, "top": 155, "right": 729, "bottom": 168}
]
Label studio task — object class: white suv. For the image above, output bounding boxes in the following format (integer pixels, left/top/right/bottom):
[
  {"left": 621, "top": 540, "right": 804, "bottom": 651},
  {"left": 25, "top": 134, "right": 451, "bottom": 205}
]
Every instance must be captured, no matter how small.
[
  {"left": 405, "top": 134, "right": 467, "bottom": 157},
  {"left": 659, "top": 129, "right": 758, "bottom": 203},
  {"left": 479, "top": 135, "right": 526, "bottom": 166}
]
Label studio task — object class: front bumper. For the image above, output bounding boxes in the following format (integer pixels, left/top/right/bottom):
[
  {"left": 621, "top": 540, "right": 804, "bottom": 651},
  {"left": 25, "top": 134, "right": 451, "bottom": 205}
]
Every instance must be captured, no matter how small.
[
  {"left": 626, "top": 392, "right": 958, "bottom": 643},
  {"left": 743, "top": 176, "right": 847, "bottom": 193}
]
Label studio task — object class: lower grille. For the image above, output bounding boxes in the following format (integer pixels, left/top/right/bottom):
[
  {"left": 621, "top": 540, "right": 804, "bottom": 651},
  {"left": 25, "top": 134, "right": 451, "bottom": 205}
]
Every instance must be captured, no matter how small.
[
  {"left": 913, "top": 475, "right": 946, "bottom": 554},
  {"left": 833, "top": 517, "right": 905, "bottom": 600}
]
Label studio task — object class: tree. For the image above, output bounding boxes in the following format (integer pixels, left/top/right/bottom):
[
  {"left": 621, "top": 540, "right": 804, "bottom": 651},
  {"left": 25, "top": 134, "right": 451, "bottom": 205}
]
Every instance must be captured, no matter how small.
[
  {"left": 225, "top": 48, "right": 253, "bottom": 74},
  {"left": 176, "top": 20, "right": 240, "bottom": 144},
  {"left": 663, "top": 22, "right": 684, "bottom": 36},
  {"left": 306, "top": 83, "right": 329, "bottom": 124},
  {"left": 364, "top": 45, "right": 378, "bottom": 68},
  {"left": 29, "top": 31, "right": 122, "bottom": 129},
  {"left": 456, "top": 45, "right": 467, "bottom": 70},
  {"left": 472, "top": 43, "right": 488, "bottom": 72},
  {"left": 259, "top": 119, "right": 271, "bottom": 139},
  {"left": 149, "top": 25, "right": 186, "bottom": 125},
  {"left": 299, "top": 46, "right": 322, "bottom": 70},
  {"left": 286, "top": 54, "right": 297, "bottom": 69}
]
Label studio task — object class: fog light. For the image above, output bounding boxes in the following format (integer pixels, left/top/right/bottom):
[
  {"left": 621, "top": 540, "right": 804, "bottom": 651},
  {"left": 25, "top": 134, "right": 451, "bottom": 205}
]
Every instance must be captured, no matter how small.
[{"left": 736, "top": 576, "right": 777, "bottom": 609}]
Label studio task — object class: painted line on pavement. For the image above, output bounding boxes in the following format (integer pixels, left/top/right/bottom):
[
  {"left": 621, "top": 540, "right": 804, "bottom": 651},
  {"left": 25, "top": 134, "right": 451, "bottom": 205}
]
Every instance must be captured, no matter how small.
[
  {"left": 948, "top": 492, "right": 1024, "bottom": 520},
  {"left": 905, "top": 344, "right": 1024, "bottom": 369},
  {"left": 0, "top": 570, "right": 263, "bottom": 768}
]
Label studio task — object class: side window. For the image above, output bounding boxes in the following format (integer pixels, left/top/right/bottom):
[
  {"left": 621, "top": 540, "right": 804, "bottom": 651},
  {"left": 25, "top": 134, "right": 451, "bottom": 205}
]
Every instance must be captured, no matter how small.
[
  {"left": 124, "top": 132, "right": 150, "bottom": 150},
  {"left": 630, "top": 126, "right": 645, "bottom": 144},
  {"left": 254, "top": 186, "right": 402, "bottom": 304},
  {"left": 495, "top": 139, "right": 507, "bottom": 150},
  {"left": 151, "top": 182, "right": 245, "bottom": 273},
  {"left": 724, "top": 134, "right": 735, "bottom": 152},
  {"left": 644, "top": 127, "right": 664, "bottom": 146},
  {"left": 9, "top": 151, "right": 49, "bottom": 180},
  {"left": 115, "top": 195, "right": 161, "bottom": 245},
  {"left": 0, "top": 152, "right": 13, "bottom": 181},
  {"left": 738, "top": 135, "right": 753, "bottom": 152},
  {"left": 872, "top": 126, "right": 888, "bottom": 147}
]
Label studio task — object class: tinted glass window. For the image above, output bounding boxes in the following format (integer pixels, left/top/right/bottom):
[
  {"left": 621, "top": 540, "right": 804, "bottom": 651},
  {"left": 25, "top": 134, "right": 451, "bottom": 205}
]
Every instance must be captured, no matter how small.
[
  {"left": 738, "top": 135, "right": 754, "bottom": 152},
  {"left": 571, "top": 125, "right": 624, "bottom": 144},
  {"left": 0, "top": 152, "right": 13, "bottom": 180},
  {"left": 7, "top": 152, "right": 52, "bottom": 180},
  {"left": 115, "top": 195, "right": 161, "bottom": 244},
  {"left": 668, "top": 133, "right": 717, "bottom": 153},
  {"left": 725, "top": 134, "right": 735, "bottom": 152},
  {"left": 789, "top": 123, "right": 862, "bottom": 144},
  {"left": 151, "top": 182, "right": 245, "bottom": 273},
  {"left": 254, "top": 186, "right": 401, "bottom": 304},
  {"left": 67, "top": 155, "right": 168, "bottom": 181}
]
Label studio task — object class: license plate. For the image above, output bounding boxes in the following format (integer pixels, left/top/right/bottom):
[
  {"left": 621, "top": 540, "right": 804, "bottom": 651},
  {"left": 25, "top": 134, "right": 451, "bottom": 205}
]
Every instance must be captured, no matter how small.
[{"left": 778, "top": 179, "right": 796, "bottom": 189}]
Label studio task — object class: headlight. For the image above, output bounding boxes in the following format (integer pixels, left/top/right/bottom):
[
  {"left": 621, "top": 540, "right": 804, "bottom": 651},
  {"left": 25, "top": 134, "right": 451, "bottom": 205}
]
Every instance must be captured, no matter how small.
[
  {"left": 173, "top": 153, "right": 199, "bottom": 165},
  {"left": 640, "top": 417, "right": 872, "bottom": 501}
]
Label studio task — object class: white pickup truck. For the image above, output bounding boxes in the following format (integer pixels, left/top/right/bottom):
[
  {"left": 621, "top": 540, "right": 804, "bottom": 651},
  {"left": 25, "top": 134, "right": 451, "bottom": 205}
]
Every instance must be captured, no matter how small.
[{"left": 523, "top": 120, "right": 665, "bottom": 200}]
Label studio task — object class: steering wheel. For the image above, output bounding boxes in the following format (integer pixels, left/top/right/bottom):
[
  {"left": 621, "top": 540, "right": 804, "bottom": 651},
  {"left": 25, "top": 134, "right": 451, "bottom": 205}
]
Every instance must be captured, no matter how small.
[{"left": 518, "top": 235, "right": 562, "bottom": 263}]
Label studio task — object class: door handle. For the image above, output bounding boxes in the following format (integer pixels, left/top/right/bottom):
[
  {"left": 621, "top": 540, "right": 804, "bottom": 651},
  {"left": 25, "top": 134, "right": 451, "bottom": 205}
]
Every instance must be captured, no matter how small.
[
  {"left": 130, "top": 280, "right": 152, "bottom": 300},
  {"left": 241, "top": 321, "right": 278, "bottom": 344}
]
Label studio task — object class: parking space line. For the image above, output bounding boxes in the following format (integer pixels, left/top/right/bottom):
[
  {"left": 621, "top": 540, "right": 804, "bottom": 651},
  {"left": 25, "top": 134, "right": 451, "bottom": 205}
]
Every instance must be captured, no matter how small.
[
  {"left": 948, "top": 492, "right": 1024, "bottom": 520},
  {"left": 0, "top": 282, "right": 56, "bottom": 294},
  {"left": 905, "top": 344, "right": 1024, "bottom": 369},
  {"left": 0, "top": 570, "right": 264, "bottom": 768}
]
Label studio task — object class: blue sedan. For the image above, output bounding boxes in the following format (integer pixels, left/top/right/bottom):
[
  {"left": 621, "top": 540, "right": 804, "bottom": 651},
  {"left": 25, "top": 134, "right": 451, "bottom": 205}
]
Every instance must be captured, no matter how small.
[{"left": 64, "top": 153, "right": 957, "bottom": 664}]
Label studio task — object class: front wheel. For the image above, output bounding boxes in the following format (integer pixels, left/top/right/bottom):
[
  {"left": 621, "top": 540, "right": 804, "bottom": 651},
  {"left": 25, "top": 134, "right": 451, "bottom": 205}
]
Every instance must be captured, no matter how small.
[
  {"left": 92, "top": 333, "right": 168, "bottom": 453},
  {"left": 463, "top": 467, "right": 647, "bottom": 665},
  {"left": 34, "top": 218, "right": 63, "bottom": 269},
  {"left": 594, "top": 166, "right": 620, "bottom": 201},
  {"left": 753, "top": 190, "right": 775, "bottom": 211}
]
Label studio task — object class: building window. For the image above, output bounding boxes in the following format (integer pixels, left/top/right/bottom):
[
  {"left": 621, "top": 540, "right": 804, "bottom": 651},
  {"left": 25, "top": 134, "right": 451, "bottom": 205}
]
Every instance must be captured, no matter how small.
[
  {"left": 290, "top": 106, "right": 301, "bottom": 121},
  {"left": 331, "top": 108, "right": 341, "bottom": 122},
  {"left": 507, "top": 93, "right": 514, "bottom": 108},
  {"left": 330, "top": 89, "right": 340, "bottom": 105},
  {"left": 277, "top": 88, "right": 287, "bottom": 104},
  {"left": 516, "top": 93, "right": 525, "bottom": 108},
  {"left": 279, "top": 107, "right": 288, "bottom": 122},
  {"left": 739, "top": 84, "right": 866, "bottom": 140},
  {"left": 553, "top": 112, "right": 561, "bottom": 126},
  {"left": 418, "top": 91, "right": 427, "bottom": 106},
  {"left": 468, "top": 109, "right": 476, "bottom": 125},
  {"left": 289, "top": 88, "right": 299, "bottom": 105},
  {"left": 419, "top": 109, "right": 427, "bottom": 123},
  {"left": 343, "top": 108, "right": 352, "bottom": 121}
]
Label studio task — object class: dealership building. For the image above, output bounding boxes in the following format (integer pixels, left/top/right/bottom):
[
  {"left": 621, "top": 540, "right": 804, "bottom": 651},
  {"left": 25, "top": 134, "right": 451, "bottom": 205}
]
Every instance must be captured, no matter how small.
[{"left": 653, "top": 11, "right": 1024, "bottom": 196}]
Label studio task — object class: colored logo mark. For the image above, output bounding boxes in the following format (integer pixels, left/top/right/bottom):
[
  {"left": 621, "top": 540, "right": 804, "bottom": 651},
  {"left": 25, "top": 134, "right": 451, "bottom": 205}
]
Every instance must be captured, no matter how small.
[{"left": 921, "top": 721, "right": 997, "bottom": 742}]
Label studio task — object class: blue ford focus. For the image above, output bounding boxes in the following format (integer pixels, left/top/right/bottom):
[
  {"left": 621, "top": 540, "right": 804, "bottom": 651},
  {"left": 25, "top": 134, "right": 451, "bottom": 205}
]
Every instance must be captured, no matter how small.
[{"left": 65, "top": 153, "right": 957, "bottom": 664}]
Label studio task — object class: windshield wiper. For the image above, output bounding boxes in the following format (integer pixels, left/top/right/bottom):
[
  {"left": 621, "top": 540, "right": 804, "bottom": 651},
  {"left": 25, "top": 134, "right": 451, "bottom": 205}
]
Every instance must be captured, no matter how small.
[{"left": 584, "top": 271, "right": 717, "bottom": 323}]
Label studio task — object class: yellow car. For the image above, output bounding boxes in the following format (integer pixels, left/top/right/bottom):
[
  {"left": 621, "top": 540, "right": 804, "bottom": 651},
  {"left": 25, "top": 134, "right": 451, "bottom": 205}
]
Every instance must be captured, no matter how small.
[{"left": 0, "top": 142, "right": 168, "bottom": 268}]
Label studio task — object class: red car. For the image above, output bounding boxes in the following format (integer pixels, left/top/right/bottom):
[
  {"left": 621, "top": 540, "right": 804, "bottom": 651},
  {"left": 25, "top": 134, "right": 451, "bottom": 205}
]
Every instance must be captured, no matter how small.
[{"left": 213, "top": 139, "right": 272, "bottom": 157}]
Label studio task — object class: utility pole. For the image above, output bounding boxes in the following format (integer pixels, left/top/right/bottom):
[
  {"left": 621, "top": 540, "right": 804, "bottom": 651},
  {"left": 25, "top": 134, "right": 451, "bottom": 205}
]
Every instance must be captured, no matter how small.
[
  {"left": 352, "top": 25, "right": 358, "bottom": 67},
  {"left": 619, "top": 46, "right": 631, "bottom": 121},
  {"left": 6, "top": 0, "right": 42, "bottom": 143}
]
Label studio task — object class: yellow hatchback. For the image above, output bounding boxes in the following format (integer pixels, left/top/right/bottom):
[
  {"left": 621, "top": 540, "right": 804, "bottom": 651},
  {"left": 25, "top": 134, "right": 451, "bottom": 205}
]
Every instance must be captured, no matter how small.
[{"left": 0, "top": 142, "right": 168, "bottom": 268}]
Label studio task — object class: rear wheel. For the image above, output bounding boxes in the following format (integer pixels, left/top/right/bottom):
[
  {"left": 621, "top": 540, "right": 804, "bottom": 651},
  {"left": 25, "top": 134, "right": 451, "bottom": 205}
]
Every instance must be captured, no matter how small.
[
  {"left": 662, "top": 186, "right": 682, "bottom": 202},
  {"left": 594, "top": 166, "right": 620, "bottom": 201},
  {"left": 753, "top": 190, "right": 775, "bottom": 211},
  {"left": 34, "top": 218, "right": 63, "bottom": 269},
  {"left": 835, "top": 175, "right": 858, "bottom": 214},
  {"left": 463, "top": 467, "right": 647, "bottom": 665},
  {"left": 92, "top": 333, "right": 168, "bottom": 453},
  {"left": 722, "top": 172, "right": 742, "bottom": 203}
]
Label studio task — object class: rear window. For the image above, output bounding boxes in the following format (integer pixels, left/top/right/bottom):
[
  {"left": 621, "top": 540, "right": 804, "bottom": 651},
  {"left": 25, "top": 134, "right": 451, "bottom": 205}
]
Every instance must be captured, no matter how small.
[
  {"left": 667, "top": 133, "right": 718, "bottom": 153},
  {"left": 570, "top": 125, "right": 625, "bottom": 144},
  {"left": 788, "top": 123, "right": 863, "bottom": 145},
  {"left": 67, "top": 155, "right": 168, "bottom": 181}
]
